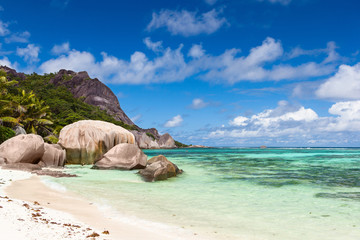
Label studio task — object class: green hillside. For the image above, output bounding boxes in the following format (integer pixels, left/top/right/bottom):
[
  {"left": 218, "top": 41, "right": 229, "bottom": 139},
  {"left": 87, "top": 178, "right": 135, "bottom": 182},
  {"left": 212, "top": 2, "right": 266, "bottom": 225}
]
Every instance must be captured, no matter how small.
[{"left": 0, "top": 70, "right": 137, "bottom": 143}]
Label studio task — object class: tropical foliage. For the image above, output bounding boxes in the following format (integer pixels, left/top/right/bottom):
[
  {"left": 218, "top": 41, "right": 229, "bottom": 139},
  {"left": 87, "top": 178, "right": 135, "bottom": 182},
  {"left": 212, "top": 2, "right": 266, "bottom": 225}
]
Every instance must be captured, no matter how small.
[
  {"left": 0, "top": 125, "right": 15, "bottom": 143},
  {"left": 0, "top": 69, "right": 137, "bottom": 143}
]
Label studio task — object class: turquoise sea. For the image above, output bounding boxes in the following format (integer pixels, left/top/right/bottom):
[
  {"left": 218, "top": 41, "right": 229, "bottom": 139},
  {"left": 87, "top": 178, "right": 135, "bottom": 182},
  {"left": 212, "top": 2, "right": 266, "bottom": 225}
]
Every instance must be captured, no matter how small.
[{"left": 48, "top": 148, "right": 360, "bottom": 240}]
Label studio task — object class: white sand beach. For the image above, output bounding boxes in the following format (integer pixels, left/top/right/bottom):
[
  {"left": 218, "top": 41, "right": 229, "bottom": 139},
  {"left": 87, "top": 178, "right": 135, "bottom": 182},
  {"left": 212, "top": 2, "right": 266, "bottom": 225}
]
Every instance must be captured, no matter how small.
[{"left": 0, "top": 169, "right": 206, "bottom": 240}]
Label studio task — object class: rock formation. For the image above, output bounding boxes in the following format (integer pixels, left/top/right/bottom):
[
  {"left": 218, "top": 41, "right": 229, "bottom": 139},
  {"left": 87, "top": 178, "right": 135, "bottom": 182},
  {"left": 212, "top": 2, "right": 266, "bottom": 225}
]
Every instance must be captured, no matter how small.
[
  {"left": 93, "top": 143, "right": 147, "bottom": 170},
  {"left": 0, "top": 134, "right": 44, "bottom": 164},
  {"left": 50, "top": 69, "right": 134, "bottom": 125},
  {"left": 40, "top": 143, "right": 66, "bottom": 167},
  {"left": 158, "top": 133, "right": 176, "bottom": 148},
  {"left": 58, "top": 120, "right": 135, "bottom": 165},
  {"left": 139, "top": 155, "right": 182, "bottom": 182},
  {"left": 0, "top": 66, "right": 181, "bottom": 149},
  {"left": 131, "top": 131, "right": 176, "bottom": 149}
]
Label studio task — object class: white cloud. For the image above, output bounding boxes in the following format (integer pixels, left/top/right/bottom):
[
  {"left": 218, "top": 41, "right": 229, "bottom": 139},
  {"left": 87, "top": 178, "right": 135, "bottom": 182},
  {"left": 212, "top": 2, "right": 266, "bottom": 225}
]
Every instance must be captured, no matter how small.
[
  {"left": 147, "top": 9, "right": 227, "bottom": 36},
  {"left": 208, "top": 100, "right": 360, "bottom": 145},
  {"left": 5, "top": 31, "right": 30, "bottom": 43},
  {"left": 164, "top": 115, "right": 183, "bottom": 127},
  {"left": 51, "top": 42, "right": 70, "bottom": 55},
  {"left": 287, "top": 41, "right": 340, "bottom": 63},
  {"left": 188, "top": 44, "right": 205, "bottom": 58},
  {"left": 0, "top": 57, "right": 14, "bottom": 68},
  {"left": 16, "top": 44, "right": 40, "bottom": 63},
  {"left": 143, "top": 37, "right": 163, "bottom": 52},
  {"left": 316, "top": 63, "right": 360, "bottom": 100},
  {"left": 0, "top": 21, "right": 9, "bottom": 36},
  {"left": 40, "top": 42, "right": 192, "bottom": 84},
  {"left": 39, "top": 37, "right": 338, "bottom": 85},
  {"left": 325, "top": 101, "right": 360, "bottom": 132},
  {"left": 211, "top": 101, "right": 320, "bottom": 139},
  {"left": 201, "top": 37, "right": 333, "bottom": 83},
  {"left": 229, "top": 116, "right": 249, "bottom": 126},
  {"left": 190, "top": 98, "right": 208, "bottom": 109}
]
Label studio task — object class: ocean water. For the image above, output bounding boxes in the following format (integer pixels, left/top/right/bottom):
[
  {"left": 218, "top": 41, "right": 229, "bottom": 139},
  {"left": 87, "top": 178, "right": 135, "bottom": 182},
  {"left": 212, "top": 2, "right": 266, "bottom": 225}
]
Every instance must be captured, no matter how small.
[{"left": 49, "top": 148, "right": 360, "bottom": 240}]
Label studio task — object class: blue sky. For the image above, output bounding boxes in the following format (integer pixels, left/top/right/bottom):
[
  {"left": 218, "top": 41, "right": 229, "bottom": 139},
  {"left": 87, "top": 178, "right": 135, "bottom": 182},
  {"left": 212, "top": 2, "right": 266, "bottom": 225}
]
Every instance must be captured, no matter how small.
[{"left": 1, "top": 0, "right": 360, "bottom": 147}]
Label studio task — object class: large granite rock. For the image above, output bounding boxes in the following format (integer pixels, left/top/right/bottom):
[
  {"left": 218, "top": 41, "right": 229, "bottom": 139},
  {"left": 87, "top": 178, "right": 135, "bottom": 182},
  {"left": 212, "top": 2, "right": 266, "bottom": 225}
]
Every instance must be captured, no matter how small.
[
  {"left": 158, "top": 133, "right": 176, "bottom": 148},
  {"left": 40, "top": 143, "right": 66, "bottom": 167},
  {"left": 50, "top": 70, "right": 135, "bottom": 125},
  {"left": 131, "top": 131, "right": 176, "bottom": 149},
  {"left": 139, "top": 155, "right": 182, "bottom": 182},
  {"left": 93, "top": 143, "right": 147, "bottom": 170},
  {"left": 58, "top": 120, "right": 135, "bottom": 165},
  {"left": 131, "top": 131, "right": 160, "bottom": 149},
  {"left": 0, "top": 134, "right": 45, "bottom": 164}
]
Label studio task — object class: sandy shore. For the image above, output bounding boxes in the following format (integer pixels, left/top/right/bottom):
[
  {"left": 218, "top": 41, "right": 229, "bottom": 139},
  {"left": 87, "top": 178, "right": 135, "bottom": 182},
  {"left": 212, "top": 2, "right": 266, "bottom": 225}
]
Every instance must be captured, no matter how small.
[{"left": 0, "top": 169, "right": 205, "bottom": 240}]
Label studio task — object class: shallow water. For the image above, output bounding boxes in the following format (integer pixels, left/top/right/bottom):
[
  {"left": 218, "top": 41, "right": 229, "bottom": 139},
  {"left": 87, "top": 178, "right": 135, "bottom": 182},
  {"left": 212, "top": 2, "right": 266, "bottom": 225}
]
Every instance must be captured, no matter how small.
[{"left": 50, "top": 148, "right": 360, "bottom": 240}]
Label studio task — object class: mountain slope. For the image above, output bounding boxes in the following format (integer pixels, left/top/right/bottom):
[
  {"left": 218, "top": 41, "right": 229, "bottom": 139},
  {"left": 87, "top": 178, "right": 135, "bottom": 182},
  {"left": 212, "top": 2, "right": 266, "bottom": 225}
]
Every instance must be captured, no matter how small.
[{"left": 0, "top": 66, "right": 181, "bottom": 148}]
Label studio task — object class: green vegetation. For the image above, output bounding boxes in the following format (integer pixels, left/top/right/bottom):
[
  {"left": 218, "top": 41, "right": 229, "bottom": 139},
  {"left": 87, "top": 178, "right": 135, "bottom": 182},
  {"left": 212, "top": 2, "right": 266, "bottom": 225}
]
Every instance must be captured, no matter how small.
[
  {"left": 0, "top": 69, "right": 137, "bottom": 142},
  {"left": 146, "top": 132, "right": 155, "bottom": 140},
  {"left": 0, "top": 125, "right": 15, "bottom": 143},
  {"left": 174, "top": 140, "right": 189, "bottom": 148}
]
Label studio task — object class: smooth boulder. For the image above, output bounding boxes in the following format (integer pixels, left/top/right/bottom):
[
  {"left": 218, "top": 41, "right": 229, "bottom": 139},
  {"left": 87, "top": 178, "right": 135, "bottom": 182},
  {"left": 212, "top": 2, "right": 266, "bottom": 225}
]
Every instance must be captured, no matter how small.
[
  {"left": 131, "top": 131, "right": 160, "bottom": 149},
  {"left": 158, "top": 133, "right": 176, "bottom": 149},
  {"left": 139, "top": 155, "right": 182, "bottom": 182},
  {"left": 40, "top": 143, "right": 66, "bottom": 167},
  {"left": 0, "top": 134, "right": 44, "bottom": 164},
  {"left": 58, "top": 120, "right": 136, "bottom": 165},
  {"left": 94, "top": 143, "right": 147, "bottom": 170}
]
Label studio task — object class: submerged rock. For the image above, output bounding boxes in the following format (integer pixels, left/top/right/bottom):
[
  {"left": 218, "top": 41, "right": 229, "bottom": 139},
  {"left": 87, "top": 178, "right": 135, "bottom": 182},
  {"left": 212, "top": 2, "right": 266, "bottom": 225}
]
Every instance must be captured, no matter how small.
[
  {"left": 58, "top": 120, "right": 135, "bottom": 165},
  {"left": 0, "top": 134, "right": 44, "bottom": 164},
  {"left": 139, "top": 155, "right": 182, "bottom": 182},
  {"left": 93, "top": 143, "right": 147, "bottom": 170},
  {"left": 40, "top": 143, "right": 66, "bottom": 167}
]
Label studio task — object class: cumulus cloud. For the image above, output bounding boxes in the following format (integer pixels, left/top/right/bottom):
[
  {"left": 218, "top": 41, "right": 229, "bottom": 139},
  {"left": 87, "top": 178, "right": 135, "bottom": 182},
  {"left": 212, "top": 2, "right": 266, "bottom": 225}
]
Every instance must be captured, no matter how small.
[
  {"left": 190, "top": 98, "right": 208, "bottom": 109},
  {"left": 188, "top": 44, "right": 205, "bottom": 58},
  {"left": 229, "top": 116, "right": 249, "bottom": 126},
  {"left": 147, "top": 9, "right": 227, "bottom": 36},
  {"left": 211, "top": 101, "right": 320, "bottom": 139},
  {"left": 39, "top": 37, "right": 338, "bottom": 85},
  {"left": 0, "top": 57, "right": 14, "bottom": 68},
  {"left": 143, "top": 37, "right": 163, "bottom": 53},
  {"left": 5, "top": 31, "right": 31, "bottom": 43},
  {"left": 201, "top": 37, "right": 334, "bottom": 84},
  {"left": 51, "top": 42, "right": 70, "bottom": 55},
  {"left": 326, "top": 101, "right": 360, "bottom": 131},
  {"left": 316, "top": 63, "right": 360, "bottom": 100},
  {"left": 16, "top": 44, "right": 40, "bottom": 63},
  {"left": 164, "top": 115, "right": 183, "bottom": 127},
  {"left": 40, "top": 41, "right": 192, "bottom": 84},
  {"left": 208, "top": 100, "right": 360, "bottom": 145}
]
